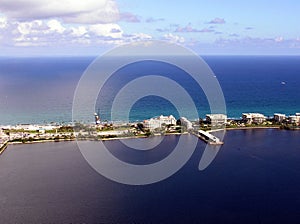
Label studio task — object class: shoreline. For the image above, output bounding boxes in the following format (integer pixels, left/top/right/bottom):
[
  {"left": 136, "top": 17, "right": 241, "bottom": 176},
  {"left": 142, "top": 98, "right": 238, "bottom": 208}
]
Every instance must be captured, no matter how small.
[
  {"left": 0, "top": 125, "right": 299, "bottom": 154},
  {"left": 2, "top": 127, "right": 298, "bottom": 149},
  {"left": 1, "top": 132, "right": 191, "bottom": 151},
  {"left": 225, "top": 126, "right": 281, "bottom": 131},
  {"left": 8, "top": 132, "right": 186, "bottom": 144},
  {"left": 8, "top": 138, "right": 75, "bottom": 145}
]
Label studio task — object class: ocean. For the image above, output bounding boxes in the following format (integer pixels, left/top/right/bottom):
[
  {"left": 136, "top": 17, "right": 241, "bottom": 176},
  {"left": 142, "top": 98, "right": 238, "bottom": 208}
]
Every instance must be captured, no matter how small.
[
  {"left": 0, "top": 56, "right": 299, "bottom": 125},
  {"left": 0, "top": 129, "right": 300, "bottom": 223}
]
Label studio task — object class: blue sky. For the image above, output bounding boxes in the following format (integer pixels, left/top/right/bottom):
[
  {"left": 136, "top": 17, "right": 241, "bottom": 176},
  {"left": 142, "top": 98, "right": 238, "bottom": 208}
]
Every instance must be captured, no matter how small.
[{"left": 0, "top": 0, "right": 299, "bottom": 56}]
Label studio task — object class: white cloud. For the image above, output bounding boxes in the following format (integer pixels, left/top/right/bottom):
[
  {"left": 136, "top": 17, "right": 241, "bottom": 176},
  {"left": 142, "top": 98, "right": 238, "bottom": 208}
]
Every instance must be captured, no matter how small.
[
  {"left": 16, "top": 20, "right": 44, "bottom": 35},
  {"left": 64, "top": 1, "right": 119, "bottom": 24},
  {"left": 0, "top": 16, "right": 8, "bottom": 29},
  {"left": 132, "top": 33, "right": 152, "bottom": 40},
  {"left": 163, "top": 33, "right": 185, "bottom": 43},
  {"left": 275, "top": 36, "right": 284, "bottom": 42},
  {"left": 0, "top": 0, "right": 119, "bottom": 24},
  {"left": 70, "top": 37, "right": 91, "bottom": 45},
  {"left": 13, "top": 20, "right": 43, "bottom": 45},
  {"left": 0, "top": 0, "right": 156, "bottom": 49},
  {"left": 121, "top": 33, "right": 152, "bottom": 43},
  {"left": 89, "top": 24, "right": 123, "bottom": 38},
  {"left": 0, "top": 10, "right": 156, "bottom": 49},
  {"left": 70, "top": 26, "right": 88, "bottom": 37},
  {"left": 47, "top": 20, "right": 65, "bottom": 33},
  {"left": 10, "top": 19, "right": 127, "bottom": 47}
]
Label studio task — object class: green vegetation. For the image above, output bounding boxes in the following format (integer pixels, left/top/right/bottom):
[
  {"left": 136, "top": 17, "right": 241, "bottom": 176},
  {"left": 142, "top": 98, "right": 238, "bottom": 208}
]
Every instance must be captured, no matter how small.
[
  {"left": 1, "top": 117, "right": 298, "bottom": 148},
  {"left": 144, "top": 130, "right": 152, "bottom": 137}
]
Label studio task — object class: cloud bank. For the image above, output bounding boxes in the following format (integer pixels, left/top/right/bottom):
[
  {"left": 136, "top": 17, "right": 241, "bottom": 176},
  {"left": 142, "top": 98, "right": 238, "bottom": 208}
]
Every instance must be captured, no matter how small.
[{"left": 0, "top": 0, "right": 119, "bottom": 24}]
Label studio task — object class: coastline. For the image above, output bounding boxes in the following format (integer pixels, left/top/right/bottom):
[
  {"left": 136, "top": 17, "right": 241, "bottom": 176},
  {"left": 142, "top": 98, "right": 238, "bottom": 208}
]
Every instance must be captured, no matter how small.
[
  {"left": 6, "top": 132, "right": 186, "bottom": 144},
  {"left": 2, "top": 126, "right": 299, "bottom": 152},
  {"left": 225, "top": 126, "right": 281, "bottom": 131},
  {"left": 8, "top": 138, "right": 75, "bottom": 145},
  {"left": 1, "top": 111, "right": 299, "bottom": 151}
]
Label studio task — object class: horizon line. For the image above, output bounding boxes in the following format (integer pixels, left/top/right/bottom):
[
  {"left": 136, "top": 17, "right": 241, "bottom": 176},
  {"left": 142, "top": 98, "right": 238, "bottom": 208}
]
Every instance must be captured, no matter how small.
[{"left": 1, "top": 54, "right": 300, "bottom": 58}]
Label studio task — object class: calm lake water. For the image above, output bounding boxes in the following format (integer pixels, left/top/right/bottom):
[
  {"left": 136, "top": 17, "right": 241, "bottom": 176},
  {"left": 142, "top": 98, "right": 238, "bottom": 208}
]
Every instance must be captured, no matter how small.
[{"left": 0, "top": 129, "right": 300, "bottom": 223}]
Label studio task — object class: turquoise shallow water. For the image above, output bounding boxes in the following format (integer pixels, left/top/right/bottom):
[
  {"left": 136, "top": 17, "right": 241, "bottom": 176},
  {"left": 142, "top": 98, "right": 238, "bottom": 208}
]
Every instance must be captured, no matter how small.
[{"left": 0, "top": 56, "right": 299, "bottom": 125}]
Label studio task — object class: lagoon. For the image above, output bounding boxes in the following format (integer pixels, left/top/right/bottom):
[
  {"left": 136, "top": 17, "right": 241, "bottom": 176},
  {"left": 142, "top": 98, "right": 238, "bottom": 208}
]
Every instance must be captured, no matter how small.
[{"left": 0, "top": 129, "right": 300, "bottom": 223}]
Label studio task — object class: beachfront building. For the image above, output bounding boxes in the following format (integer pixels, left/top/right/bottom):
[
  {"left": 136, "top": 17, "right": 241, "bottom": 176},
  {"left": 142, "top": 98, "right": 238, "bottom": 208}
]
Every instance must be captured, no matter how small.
[
  {"left": 12, "top": 124, "right": 58, "bottom": 133},
  {"left": 0, "top": 129, "right": 7, "bottom": 139},
  {"left": 180, "top": 117, "right": 193, "bottom": 130},
  {"left": 143, "top": 115, "right": 176, "bottom": 131},
  {"left": 274, "top": 113, "right": 286, "bottom": 123},
  {"left": 14, "top": 124, "right": 37, "bottom": 131},
  {"left": 288, "top": 113, "right": 300, "bottom": 125},
  {"left": 206, "top": 114, "right": 227, "bottom": 125},
  {"left": 242, "top": 113, "right": 266, "bottom": 124}
]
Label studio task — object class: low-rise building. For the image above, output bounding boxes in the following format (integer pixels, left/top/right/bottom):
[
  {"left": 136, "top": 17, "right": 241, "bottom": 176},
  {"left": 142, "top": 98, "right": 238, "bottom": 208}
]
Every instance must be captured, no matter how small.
[
  {"left": 288, "top": 113, "right": 300, "bottom": 125},
  {"left": 13, "top": 124, "right": 59, "bottom": 132},
  {"left": 206, "top": 114, "right": 227, "bottom": 125},
  {"left": 242, "top": 113, "right": 266, "bottom": 124},
  {"left": 98, "top": 130, "right": 128, "bottom": 137},
  {"left": 180, "top": 117, "right": 193, "bottom": 130},
  {"left": 274, "top": 113, "right": 286, "bottom": 122},
  {"left": 143, "top": 115, "right": 176, "bottom": 131},
  {"left": 0, "top": 129, "right": 7, "bottom": 139}
]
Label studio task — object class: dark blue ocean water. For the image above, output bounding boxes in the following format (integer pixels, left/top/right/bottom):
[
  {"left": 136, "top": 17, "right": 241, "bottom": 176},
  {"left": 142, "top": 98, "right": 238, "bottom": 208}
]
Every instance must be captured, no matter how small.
[
  {"left": 0, "top": 129, "right": 300, "bottom": 223},
  {"left": 0, "top": 56, "right": 299, "bottom": 125}
]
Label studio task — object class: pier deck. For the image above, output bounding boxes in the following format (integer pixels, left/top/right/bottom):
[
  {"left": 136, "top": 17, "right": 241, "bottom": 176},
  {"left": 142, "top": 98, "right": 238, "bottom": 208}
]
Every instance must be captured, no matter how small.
[{"left": 194, "top": 130, "right": 224, "bottom": 145}]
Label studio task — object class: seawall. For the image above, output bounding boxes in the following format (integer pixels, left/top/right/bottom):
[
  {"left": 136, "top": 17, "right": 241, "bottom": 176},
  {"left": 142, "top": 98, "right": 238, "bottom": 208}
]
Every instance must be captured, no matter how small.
[{"left": 0, "top": 140, "right": 8, "bottom": 155}]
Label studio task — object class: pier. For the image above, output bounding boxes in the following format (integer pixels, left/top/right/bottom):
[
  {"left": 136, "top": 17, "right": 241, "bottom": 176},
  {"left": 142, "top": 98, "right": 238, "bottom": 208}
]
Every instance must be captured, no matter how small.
[{"left": 194, "top": 130, "right": 224, "bottom": 145}]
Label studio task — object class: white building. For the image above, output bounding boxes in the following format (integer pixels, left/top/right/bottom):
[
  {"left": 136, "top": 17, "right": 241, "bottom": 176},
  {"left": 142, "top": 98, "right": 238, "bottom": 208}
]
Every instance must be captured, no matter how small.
[
  {"left": 14, "top": 124, "right": 37, "bottom": 131},
  {"left": 0, "top": 129, "right": 7, "bottom": 138},
  {"left": 13, "top": 124, "right": 58, "bottom": 132},
  {"left": 143, "top": 115, "right": 177, "bottom": 131},
  {"left": 274, "top": 113, "right": 286, "bottom": 122},
  {"left": 180, "top": 117, "right": 193, "bottom": 130},
  {"left": 242, "top": 113, "right": 266, "bottom": 124},
  {"left": 288, "top": 113, "right": 300, "bottom": 124},
  {"left": 206, "top": 114, "right": 227, "bottom": 125}
]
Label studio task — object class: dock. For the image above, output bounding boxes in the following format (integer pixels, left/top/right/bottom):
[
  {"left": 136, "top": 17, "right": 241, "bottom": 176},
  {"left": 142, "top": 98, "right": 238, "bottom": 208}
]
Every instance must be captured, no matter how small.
[{"left": 194, "top": 130, "right": 224, "bottom": 145}]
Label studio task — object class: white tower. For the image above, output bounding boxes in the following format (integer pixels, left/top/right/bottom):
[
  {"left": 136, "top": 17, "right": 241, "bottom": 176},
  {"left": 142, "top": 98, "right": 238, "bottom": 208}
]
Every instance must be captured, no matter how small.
[{"left": 94, "top": 113, "right": 100, "bottom": 124}]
